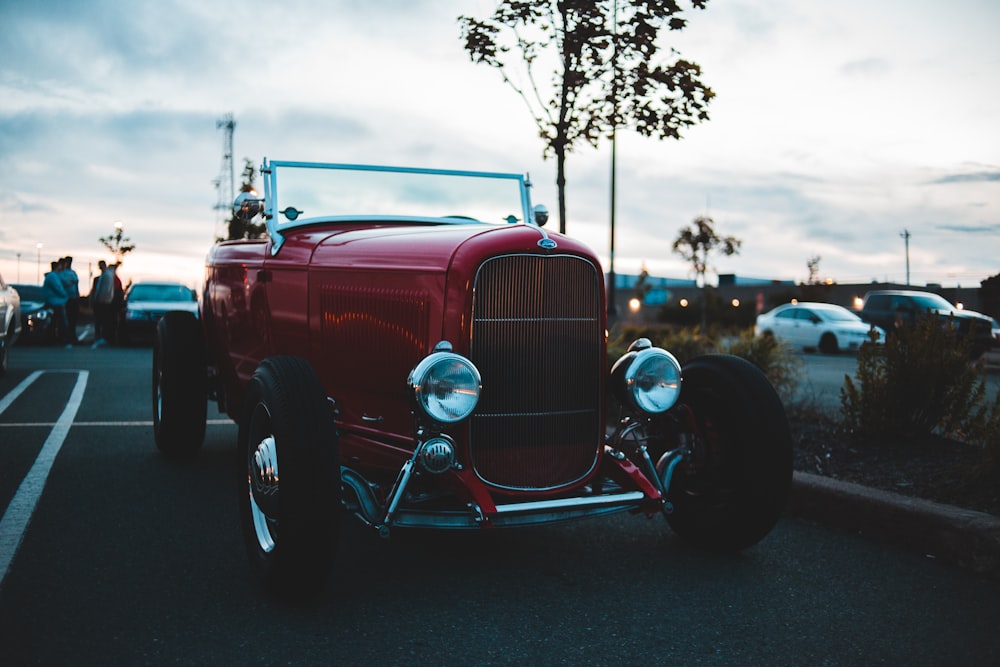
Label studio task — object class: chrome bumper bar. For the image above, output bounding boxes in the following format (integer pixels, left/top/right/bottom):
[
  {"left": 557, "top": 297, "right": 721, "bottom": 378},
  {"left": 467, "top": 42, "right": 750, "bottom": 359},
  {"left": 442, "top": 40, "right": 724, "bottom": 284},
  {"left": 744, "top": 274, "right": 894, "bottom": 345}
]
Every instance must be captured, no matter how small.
[{"left": 341, "top": 465, "right": 650, "bottom": 532}]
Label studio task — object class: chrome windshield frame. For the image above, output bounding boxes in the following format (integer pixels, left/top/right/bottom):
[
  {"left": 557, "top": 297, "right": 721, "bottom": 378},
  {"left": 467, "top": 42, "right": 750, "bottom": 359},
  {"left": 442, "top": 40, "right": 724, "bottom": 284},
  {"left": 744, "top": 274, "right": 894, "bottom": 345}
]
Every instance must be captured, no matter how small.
[{"left": 260, "top": 159, "right": 534, "bottom": 256}]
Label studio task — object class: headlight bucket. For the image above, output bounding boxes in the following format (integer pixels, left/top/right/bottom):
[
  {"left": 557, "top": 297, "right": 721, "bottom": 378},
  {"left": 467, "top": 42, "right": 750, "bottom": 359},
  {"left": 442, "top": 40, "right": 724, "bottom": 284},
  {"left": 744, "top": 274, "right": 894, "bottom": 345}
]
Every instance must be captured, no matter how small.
[
  {"left": 610, "top": 338, "right": 682, "bottom": 415},
  {"left": 408, "top": 342, "right": 482, "bottom": 424}
]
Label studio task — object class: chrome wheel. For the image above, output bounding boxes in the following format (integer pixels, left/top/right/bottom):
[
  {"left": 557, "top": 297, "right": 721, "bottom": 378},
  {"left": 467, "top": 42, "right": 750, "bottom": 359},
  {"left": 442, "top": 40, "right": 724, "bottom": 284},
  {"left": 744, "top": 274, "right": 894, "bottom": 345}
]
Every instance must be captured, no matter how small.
[
  {"left": 248, "top": 429, "right": 280, "bottom": 554},
  {"left": 237, "top": 356, "right": 340, "bottom": 597}
]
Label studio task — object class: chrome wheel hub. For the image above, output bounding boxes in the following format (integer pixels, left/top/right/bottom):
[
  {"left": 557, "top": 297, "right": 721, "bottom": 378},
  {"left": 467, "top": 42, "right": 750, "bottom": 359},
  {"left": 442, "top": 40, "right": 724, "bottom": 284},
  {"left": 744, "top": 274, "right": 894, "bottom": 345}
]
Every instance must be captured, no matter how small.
[{"left": 248, "top": 434, "right": 279, "bottom": 553}]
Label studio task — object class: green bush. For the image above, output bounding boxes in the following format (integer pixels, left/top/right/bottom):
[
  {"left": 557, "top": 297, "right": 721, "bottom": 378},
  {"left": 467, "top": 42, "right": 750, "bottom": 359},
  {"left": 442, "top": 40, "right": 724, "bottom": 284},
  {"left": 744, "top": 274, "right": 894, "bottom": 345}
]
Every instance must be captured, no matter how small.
[
  {"left": 841, "top": 314, "right": 989, "bottom": 441},
  {"left": 607, "top": 324, "right": 716, "bottom": 369},
  {"left": 721, "top": 329, "right": 802, "bottom": 404},
  {"left": 608, "top": 325, "right": 802, "bottom": 405}
]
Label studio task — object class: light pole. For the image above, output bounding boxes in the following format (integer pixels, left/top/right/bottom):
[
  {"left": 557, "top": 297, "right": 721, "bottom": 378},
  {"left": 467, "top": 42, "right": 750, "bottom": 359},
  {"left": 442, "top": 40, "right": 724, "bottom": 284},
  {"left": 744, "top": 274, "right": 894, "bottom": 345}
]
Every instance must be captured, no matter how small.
[
  {"left": 16, "top": 253, "right": 20, "bottom": 282},
  {"left": 901, "top": 229, "right": 911, "bottom": 286},
  {"left": 36, "top": 242, "right": 43, "bottom": 284}
]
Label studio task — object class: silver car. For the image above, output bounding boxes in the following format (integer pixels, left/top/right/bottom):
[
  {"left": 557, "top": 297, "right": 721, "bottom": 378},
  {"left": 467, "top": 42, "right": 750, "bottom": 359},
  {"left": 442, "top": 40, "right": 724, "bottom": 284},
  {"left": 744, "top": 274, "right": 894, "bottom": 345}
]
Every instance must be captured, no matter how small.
[
  {"left": 755, "top": 301, "right": 884, "bottom": 353},
  {"left": 0, "top": 272, "right": 22, "bottom": 375}
]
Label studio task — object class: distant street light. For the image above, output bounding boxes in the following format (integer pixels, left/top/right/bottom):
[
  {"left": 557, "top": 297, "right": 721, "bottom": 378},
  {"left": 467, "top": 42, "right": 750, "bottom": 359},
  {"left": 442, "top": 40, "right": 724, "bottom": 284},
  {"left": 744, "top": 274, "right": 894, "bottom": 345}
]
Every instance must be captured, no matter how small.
[
  {"left": 36, "top": 242, "right": 43, "bottom": 284},
  {"left": 901, "top": 229, "right": 911, "bottom": 285}
]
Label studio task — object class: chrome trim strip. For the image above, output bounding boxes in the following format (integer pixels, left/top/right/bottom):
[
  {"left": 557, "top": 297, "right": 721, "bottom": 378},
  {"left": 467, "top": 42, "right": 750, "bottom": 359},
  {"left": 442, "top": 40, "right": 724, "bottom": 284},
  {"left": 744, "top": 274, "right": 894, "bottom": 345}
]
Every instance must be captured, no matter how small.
[
  {"left": 387, "top": 491, "right": 647, "bottom": 530},
  {"left": 493, "top": 491, "right": 646, "bottom": 515}
]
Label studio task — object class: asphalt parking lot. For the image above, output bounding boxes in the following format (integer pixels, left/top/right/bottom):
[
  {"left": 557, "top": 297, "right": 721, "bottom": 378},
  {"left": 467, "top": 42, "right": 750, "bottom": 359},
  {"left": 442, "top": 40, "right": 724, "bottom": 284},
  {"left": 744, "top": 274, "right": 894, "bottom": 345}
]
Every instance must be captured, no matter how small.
[{"left": 1, "top": 345, "right": 999, "bottom": 664}]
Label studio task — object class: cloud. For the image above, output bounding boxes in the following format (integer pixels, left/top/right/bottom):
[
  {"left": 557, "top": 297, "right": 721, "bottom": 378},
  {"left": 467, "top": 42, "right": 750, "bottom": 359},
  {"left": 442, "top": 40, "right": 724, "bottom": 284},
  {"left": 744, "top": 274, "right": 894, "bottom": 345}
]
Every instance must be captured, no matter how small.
[
  {"left": 935, "top": 222, "right": 1000, "bottom": 234},
  {"left": 840, "top": 57, "right": 891, "bottom": 77},
  {"left": 929, "top": 172, "right": 1000, "bottom": 185}
]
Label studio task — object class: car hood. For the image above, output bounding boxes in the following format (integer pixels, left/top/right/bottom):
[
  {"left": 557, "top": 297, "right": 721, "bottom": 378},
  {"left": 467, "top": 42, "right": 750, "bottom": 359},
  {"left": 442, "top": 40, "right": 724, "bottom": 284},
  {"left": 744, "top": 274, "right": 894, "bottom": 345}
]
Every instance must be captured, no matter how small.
[
  {"left": 929, "top": 307, "right": 992, "bottom": 323},
  {"left": 126, "top": 300, "right": 199, "bottom": 313},
  {"left": 311, "top": 223, "right": 593, "bottom": 271},
  {"left": 20, "top": 299, "right": 46, "bottom": 312},
  {"left": 831, "top": 320, "right": 880, "bottom": 333}
]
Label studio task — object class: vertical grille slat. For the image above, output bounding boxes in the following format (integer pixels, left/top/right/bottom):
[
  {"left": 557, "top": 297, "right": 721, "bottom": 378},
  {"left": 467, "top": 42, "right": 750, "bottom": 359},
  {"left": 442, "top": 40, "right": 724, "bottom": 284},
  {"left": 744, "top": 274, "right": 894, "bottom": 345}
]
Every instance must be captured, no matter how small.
[{"left": 470, "top": 255, "right": 602, "bottom": 490}]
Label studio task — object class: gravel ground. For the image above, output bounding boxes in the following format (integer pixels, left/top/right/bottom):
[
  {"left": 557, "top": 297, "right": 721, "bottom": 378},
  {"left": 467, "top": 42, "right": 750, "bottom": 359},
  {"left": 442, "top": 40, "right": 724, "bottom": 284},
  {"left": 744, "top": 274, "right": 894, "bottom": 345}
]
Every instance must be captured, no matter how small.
[{"left": 790, "top": 412, "right": 1000, "bottom": 517}]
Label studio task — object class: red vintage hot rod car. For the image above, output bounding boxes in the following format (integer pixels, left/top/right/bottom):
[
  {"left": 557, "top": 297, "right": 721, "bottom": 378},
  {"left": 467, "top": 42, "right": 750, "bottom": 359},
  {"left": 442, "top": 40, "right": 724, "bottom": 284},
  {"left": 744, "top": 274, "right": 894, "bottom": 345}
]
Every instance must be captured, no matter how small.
[{"left": 153, "top": 159, "right": 792, "bottom": 596}]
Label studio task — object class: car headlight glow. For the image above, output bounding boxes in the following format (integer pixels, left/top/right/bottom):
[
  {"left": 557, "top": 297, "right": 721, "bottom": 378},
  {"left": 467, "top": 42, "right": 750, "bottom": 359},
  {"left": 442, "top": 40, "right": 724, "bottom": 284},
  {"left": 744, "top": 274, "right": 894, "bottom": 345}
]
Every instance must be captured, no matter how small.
[
  {"left": 611, "top": 339, "right": 682, "bottom": 415},
  {"left": 408, "top": 348, "right": 481, "bottom": 424}
]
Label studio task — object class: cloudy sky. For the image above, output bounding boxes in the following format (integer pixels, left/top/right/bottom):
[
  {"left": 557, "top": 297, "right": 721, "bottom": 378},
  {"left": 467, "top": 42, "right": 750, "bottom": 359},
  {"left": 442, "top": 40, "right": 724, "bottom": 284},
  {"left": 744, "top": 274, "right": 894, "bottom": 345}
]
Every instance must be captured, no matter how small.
[{"left": 1, "top": 0, "right": 998, "bottom": 292}]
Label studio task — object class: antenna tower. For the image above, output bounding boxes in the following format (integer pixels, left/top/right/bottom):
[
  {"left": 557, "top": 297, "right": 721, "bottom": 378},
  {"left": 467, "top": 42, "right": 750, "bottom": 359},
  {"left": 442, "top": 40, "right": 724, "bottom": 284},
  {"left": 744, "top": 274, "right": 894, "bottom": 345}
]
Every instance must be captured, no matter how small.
[{"left": 214, "top": 113, "right": 236, "bottom": 239}]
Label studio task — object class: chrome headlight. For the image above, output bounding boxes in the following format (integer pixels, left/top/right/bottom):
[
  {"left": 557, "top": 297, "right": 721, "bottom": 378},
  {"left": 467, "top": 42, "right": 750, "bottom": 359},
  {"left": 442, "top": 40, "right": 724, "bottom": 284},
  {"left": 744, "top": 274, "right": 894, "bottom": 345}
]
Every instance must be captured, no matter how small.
[
  {"left": 610, "top": 338, "right": 682, "bottom": 415},
  {"left": 408, "top": 343, "right": 482, "bottom": 424}
]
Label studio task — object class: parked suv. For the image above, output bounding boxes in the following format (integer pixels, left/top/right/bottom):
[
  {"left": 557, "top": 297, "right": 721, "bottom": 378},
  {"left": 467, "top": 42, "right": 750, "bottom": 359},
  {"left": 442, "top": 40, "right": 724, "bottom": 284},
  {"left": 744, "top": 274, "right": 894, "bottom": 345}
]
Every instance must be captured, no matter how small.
[{"left": 859, "top": 289, "right": 994, "bottom": 355}]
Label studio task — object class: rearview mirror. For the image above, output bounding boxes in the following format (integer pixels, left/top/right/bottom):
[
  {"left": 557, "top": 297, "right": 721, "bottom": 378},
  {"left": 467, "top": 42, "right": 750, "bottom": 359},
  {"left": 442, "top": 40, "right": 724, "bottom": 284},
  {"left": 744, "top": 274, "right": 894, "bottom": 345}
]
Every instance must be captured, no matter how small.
[{"left": 533, "top": 204, "right": 549, "bottom": 227}]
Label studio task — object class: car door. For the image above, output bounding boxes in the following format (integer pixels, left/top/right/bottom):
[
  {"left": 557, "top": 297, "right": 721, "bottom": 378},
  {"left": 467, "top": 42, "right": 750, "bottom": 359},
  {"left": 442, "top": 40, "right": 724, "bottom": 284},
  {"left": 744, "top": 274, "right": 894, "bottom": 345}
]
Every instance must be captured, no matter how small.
[
  {"left": 771, "top": 308, "right": 798, "bottom": 346},
  {"left": 795, "top": 307, "right": 821, "bottom": 347}
]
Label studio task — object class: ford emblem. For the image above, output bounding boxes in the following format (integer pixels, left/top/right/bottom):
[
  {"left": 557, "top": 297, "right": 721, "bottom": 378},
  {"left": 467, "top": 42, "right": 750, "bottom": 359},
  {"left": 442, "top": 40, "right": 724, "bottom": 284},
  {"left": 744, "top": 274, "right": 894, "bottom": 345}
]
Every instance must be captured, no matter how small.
[{"left": 537, "top": 238, "right": 558, "bottom": 250}]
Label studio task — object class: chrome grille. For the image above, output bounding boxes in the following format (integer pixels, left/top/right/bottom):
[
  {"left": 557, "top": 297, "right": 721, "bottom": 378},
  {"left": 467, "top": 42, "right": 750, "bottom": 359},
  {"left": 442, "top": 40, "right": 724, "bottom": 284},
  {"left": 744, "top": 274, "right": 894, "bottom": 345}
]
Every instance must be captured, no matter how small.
[{"left": 469, "top": 254, "right": 603, "bottom": 490}]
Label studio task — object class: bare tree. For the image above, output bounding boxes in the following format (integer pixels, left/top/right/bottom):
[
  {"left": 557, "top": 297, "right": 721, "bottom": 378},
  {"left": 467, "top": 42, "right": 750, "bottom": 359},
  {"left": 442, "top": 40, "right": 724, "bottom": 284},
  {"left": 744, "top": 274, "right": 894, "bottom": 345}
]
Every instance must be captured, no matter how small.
[
  {"left": 459, "top": 1, "right": 714, "bottom": 234},
  {"left": 672, "top": 214, "right": 740, "bottom": 329},
  {"left": 99, "top": 222, "right": 136, "bottom": 266},
  {"left": 806, "top": 255, "right": 822, "bottom": 285}
]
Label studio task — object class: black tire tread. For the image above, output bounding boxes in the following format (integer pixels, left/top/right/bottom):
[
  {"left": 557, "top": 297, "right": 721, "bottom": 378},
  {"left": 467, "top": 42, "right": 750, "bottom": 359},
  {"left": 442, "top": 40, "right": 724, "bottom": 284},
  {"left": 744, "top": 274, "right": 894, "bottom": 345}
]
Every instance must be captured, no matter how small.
[{"left": 152, "top": 311, "right": 207, "bottom": 457}]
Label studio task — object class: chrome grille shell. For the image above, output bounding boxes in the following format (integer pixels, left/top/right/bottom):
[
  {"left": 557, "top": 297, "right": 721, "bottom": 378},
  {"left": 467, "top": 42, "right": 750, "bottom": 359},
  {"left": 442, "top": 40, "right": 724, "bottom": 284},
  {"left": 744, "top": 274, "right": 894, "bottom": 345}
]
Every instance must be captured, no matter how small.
[{"left": 469, "top": 254, "right": 604, "bottom": 491}]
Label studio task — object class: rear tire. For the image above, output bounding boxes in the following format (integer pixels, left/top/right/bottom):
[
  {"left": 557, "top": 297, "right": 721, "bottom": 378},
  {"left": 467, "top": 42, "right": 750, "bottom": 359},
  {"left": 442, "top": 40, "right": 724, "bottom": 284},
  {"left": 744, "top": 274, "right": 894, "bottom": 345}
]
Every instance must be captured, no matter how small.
[
  {"left": 665, "top": 354, "right": 792, "bottom": 551},
  {"left": 239, "top": 356, "right": 340, "bottom": 600},
  {"left": 152, "top": 311, "right": 207, "bottom": 457},
  {"left": 0, "top": 322, "right": 10, "bottom": 376},
  {"left": 819, "top": 333, "right": 839, "bottom": 354}
]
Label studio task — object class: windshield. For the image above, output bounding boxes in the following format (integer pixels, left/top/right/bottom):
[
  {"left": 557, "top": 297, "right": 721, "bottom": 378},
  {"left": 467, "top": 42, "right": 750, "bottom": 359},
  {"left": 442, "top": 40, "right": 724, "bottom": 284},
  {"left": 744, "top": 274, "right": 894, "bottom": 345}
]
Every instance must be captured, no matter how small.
[
  {"left": 817, "top": 307, "right": 861, "bottom": 322},
  {"left": 128, "top": 284, "right": 195, "bottom": 302},
  {"left": 265, "top": 161, "right": 531, "bottom": 228},
  {"left": 909, "top": 293, "right": 954, "bottom": 310}
]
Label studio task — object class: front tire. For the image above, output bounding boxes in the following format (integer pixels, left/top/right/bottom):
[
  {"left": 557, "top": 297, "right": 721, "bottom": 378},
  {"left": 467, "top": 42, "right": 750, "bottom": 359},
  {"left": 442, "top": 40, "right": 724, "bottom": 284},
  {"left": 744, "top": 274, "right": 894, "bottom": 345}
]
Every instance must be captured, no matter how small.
[
  {"left": 239, "top": 356, "right": 340, "bottom": 599},
  {"left": 818, "top": 333, "right": 839, "bottom": 354},
  {"left": 0, "top": 321, "right": 11, "bottom": 376},
  {"left": 152, "top": 312, "right": 207, "bottom": 457},
  {"left": 665, "top": 354, "right": 792, "bottom": 551}
]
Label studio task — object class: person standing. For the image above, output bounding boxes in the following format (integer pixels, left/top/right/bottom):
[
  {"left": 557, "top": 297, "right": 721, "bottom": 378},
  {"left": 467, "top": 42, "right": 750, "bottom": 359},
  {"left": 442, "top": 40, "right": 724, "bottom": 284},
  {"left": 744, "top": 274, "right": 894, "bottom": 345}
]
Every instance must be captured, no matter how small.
[
  {"left": 91, "top": 260, "right": 114, "bottom": 348},
  {"left": 43, "top": 260, "right": 71, "bottom": 346},
  {"left": 60, "top": 256, "right": 80, "bottom": 344},
  {"left": 110, "top": 263, "right": 125, "bottom": 344}
]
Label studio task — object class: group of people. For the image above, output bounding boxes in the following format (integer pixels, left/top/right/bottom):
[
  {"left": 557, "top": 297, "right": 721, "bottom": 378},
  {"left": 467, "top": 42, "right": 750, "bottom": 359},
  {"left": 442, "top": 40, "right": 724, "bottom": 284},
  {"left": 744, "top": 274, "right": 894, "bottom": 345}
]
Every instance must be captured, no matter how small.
[
  {"left": 41, "top": 256, "right": 81, "bottom": 347},
  {"left": 40, "top": 256, "right": 124, "bottom": 347}
]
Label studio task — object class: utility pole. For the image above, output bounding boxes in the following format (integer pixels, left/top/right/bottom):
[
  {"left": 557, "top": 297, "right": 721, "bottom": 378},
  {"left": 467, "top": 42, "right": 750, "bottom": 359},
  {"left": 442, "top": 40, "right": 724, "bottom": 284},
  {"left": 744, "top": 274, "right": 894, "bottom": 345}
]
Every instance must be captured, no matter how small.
[
  {"left": 215, "top": 113, "right": 236, "bottom": 239},
  {"left": 900, "top": 229, "right": 911, "bottom": 285},
  {"left": 607, "top": 0, "right": 619, "bottom": 323}
]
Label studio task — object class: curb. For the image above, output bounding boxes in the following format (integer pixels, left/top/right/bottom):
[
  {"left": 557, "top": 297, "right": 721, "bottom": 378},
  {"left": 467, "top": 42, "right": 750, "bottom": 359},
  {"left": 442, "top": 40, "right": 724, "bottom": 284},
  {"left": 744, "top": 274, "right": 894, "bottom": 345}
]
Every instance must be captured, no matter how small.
[{"left": 788, "top": 471, "right": 1000, "bottom": 580}]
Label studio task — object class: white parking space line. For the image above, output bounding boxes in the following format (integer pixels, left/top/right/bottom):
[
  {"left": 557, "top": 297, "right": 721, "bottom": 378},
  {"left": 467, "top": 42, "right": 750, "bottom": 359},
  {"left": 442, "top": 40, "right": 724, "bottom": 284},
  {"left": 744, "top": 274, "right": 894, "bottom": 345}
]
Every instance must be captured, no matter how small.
[
  {"left": 0, "top": 420, "right": 232, "bottom": 428},
  {"left": 0, "top": 371, "right": 88, "bottom": 587},
  {"left": 0, "top": 370, "right": 45, "bottom": 416}
]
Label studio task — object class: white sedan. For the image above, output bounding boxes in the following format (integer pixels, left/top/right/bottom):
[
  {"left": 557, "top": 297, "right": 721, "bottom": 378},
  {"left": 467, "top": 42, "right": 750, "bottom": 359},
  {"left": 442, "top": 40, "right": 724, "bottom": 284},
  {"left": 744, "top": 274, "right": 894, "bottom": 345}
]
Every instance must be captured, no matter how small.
[{"left": 754, "top": 302, "right": 884, "bottom": 353}]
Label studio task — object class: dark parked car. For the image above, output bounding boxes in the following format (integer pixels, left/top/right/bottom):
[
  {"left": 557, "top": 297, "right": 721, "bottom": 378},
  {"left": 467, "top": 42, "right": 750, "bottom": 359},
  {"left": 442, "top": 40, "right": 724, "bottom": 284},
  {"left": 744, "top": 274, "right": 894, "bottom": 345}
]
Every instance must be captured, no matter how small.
[
  {"left": 859, "top": 289, "right": 995, "bottom": 355},
  {"left": 153, "top": 159, "right": 793, "bottom": 597},
  {"left": 10, "top": 284, "right": 55, "bottom": 343},
  {"left": 0, "top": 273, "right": 21, "bottom": 375},
  {"left": 120, "top": 281, "right": 198, "bottom": 343}
]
